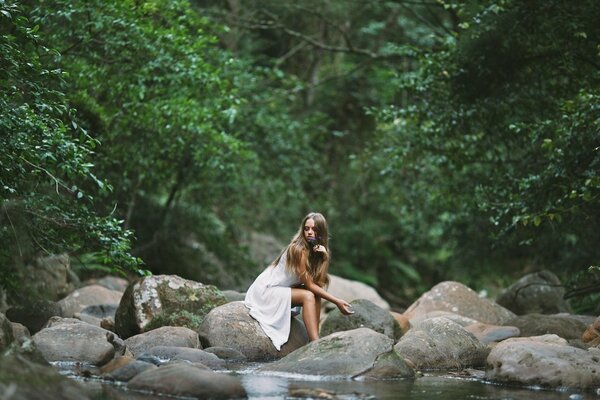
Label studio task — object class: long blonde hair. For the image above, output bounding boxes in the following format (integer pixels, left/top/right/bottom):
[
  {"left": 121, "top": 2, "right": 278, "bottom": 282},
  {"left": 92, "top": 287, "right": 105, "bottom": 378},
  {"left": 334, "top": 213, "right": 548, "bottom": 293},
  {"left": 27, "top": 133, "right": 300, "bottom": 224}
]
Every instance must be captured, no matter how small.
[{"left": 272, "top": 212, "right": 330, "bottom": 287}]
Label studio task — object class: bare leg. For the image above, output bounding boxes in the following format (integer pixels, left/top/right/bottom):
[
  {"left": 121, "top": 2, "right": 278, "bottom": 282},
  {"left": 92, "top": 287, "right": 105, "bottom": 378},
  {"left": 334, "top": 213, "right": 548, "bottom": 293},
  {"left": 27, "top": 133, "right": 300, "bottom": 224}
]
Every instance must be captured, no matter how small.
[{"left": 291, "top": 288, "right": 319, "bottom": 341}]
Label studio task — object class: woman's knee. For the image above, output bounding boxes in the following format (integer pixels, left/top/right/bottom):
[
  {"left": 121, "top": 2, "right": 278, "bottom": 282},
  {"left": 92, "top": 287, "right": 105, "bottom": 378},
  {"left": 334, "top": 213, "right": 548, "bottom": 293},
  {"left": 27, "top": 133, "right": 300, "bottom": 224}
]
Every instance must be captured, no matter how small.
[{"left": 300, "top": 289, "right": 316, "bottom": 304}]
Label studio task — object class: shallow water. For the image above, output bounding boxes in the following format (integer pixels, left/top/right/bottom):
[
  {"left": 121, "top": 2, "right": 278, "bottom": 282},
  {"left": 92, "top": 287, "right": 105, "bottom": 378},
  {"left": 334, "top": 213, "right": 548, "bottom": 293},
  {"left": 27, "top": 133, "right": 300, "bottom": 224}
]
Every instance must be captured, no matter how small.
[{"left": 64, "top": 361, "right": 595, "bottom": 400}]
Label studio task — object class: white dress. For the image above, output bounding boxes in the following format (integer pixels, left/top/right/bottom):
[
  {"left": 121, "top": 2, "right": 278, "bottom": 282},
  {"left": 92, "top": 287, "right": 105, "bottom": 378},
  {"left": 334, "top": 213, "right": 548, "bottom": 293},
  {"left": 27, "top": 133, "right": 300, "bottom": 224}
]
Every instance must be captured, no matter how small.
[{"left": 244, "top": 252, "right": 302, "bottom": 350}]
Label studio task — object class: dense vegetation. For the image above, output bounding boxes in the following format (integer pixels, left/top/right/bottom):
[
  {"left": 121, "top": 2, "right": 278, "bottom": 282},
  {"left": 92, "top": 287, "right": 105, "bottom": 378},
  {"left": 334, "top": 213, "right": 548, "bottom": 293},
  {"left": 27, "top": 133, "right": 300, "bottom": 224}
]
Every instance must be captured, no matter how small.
[{"left": 1, "top": 0, "right": 598, "bottom": 312}]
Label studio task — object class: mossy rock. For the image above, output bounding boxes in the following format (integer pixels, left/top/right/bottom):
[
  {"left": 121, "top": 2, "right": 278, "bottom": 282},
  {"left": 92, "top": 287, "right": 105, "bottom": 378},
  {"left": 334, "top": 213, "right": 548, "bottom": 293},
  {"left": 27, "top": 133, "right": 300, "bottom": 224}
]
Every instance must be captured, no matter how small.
[{"left": 115, "top": 275, "right": 227, "bottom": 339}]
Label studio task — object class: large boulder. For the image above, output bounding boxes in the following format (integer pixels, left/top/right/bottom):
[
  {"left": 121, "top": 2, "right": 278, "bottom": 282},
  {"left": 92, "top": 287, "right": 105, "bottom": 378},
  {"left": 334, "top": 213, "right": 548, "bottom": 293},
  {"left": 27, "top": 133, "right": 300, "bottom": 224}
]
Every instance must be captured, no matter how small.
[
  {"left": 0, "top": 312, "right": 15, "bottom": 350},
  {"left": 327, "top": 275, "right": 390, "bottom": 310},
  {"left": 58, "top": 284, "right": 123, "bottom": 318},
  {"left": 507, "top": 313, "right": 588, "bottom": 343},
  {"left": 115, "top": 275, "right": 227, "bottom": 339},
  {"left": 394, "top": 317, "right": 489, "bottom": 370},
  {"left": 485, "top": 335, "right": 600, "bottom": 389},
  {"left": 124, "top": 326, "right": 200, "bottom": 357},
  {"left": 32, "top": 317, "right": 125, "bottom": 365},
  {"left": 6, "top": 300, "right": 62, "bottom": 334},
  {"left": 496, "top": 270, "right": 572, "bottom": 315},
  {"left": 198, "top": 301, "right": 308, "bottom": 361},
  {"left": 261, "top": 328, "right": 414, "bottom": 379},
  {"left": 320, "top": 299, "right": 401, "bottom": 340},
  {"left": 127, "top": 362, "right": 246, "bottom": 399},
  {"left": 139, "top": 346, "right": 225, "bottom": 369},
  {"left": 403, "top": 281, "right": 515, "bottom": 325},
  {"left": 18, "top": 254, "right": 75, "bottom": 302},
  {"left": 465, "top": 322, "right": 520, "bottom": 345}
]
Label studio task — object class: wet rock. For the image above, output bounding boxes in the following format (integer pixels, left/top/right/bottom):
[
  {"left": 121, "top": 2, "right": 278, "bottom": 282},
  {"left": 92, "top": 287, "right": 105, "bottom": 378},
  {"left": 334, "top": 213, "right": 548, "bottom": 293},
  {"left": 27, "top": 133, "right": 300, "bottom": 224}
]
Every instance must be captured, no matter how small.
[
  {"left": 114, "top": 275, "right": 227, "bottom": 339},
  {"left": 326, "top": 275, "right": 390, "bottom": 310},
  {"left": 204, "top": 346, "right": 247, "bottom": 361},
  {"left": 32, "top": 317, "right": 125, "bottom": 365},
  {"left": 124, "top": 326, "right": 200, "bottom": 357},
  {"left": 403, "top": 281, "right": 515, "bottom": 325},
  {"left": 394, "top": 317, "right": 489, "bottom": 370},
  {"left": 262, "top": 327, "right": 414, "bottom": 379},
  {"left": 507, "top": 313, "right": 588, "bottom": 342},
  {"left": 320, "top": 299, "right": 401, "bottom": 340},
  {"left": 0, "top": 312, "right": 15, "bottom": 350},
  {"left": 496, "top": 270, "right": 572, "bottom": 315},
  {"left": 127, "top": 362, "right": 246, "bottom": 399},
  {"left": 485, "top": 334, "right": 600, "bottom": 389},
  {"left": 465, "top": 322, "right": 520, "bottom": 344},
  {"left": 141, "top": 345, "right": 225, "bottom": 369},
  {"left": 199, "top": 301, "right": 308, "bottom": 361},
  {"left": 102, "top": 356, "right": 157, "bottom": 382},
  {"left": 58, "top": 285, "right": 123, "bottom": 318},
  {"left": 5, "top": 300, "right": 62, "bottom": 334}
]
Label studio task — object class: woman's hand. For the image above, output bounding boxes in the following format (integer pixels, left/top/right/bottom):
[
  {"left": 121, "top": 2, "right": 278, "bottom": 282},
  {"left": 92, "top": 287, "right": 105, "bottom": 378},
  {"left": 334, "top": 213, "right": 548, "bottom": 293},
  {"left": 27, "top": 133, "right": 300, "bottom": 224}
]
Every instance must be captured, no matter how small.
[
  {"left": 337, "top": 299, "right": 354, "bottom": 315},
  {"left": 313, "top": 244, "right": 328, "bottom": 258}
]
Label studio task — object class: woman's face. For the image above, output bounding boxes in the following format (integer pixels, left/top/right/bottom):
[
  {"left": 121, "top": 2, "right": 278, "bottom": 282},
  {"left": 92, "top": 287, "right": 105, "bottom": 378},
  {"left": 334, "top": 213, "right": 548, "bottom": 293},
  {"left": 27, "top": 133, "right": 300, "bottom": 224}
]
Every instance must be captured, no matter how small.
[{"left": 303, "top": 218, "right": 317, "bottom": 241}]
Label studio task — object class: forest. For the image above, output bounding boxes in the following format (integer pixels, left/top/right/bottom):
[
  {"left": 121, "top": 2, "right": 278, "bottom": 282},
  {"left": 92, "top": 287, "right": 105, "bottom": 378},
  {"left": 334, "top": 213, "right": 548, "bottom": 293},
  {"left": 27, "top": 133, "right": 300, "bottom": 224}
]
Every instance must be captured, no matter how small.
[{"left": 1, "top": 0, "right": 599, "bottom": 313}]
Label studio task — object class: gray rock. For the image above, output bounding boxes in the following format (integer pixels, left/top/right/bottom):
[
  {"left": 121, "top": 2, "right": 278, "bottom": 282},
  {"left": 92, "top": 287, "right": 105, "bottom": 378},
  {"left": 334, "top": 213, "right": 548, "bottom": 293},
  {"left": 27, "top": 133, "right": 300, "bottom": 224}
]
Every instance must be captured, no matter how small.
[
  {"left": 124, "top": 326, "right": 200, "bottom": 357},
  {"left": 5, "top": 300, "right": 62, "bottom": 334},
  {"left": 10, "top": 322, "right": 31, "bottom": 342},
  {"left": 221, "top": 290, "right": 246, "bottom": 302},
  {"left": 103, "top": 360, "right": 157, "bottom": 382},
  {"left": 32, "top": 317, "right": 125, "bottom": 365},
  {"left": 326, "top": 275, "right": 390, "bottom": 310},
  {"left": 198, "top": 301, "right": 308, "bottom": 361},
  {"left": 58, "top": 285, "right": 123, "bottom": 318},
  {"left": 465, "top": 322, "right": 520, "bottom": 344},
  {"left": 262, "top": 328, "right": 414, "bottom": 379},
  {"left": 507, "top": 313, "right": 588, "bottom": 342},
  {"left": 143, "top": 346, "right": 225, "bottom": 369},
  {"left": 115, "top": 275, "right": 227, "bottom": 339},
  {"left": 0, "top": 312, "right": 15, "bottom": 350},
  {"left": 204, "top": 346, "right": 247, "bottom": 361},
  {"left": 127, "top": 362, "right": 246, "bottom": 398},
  {"left": 403, "top": 281, "right": 516, "bottom": 325},
  {"left": 320, "top": 299, "right": 401, "bottom": 340},
  {"left": 406, "top": 310, "right": 479, "bottom": 327},
  {"left": 84, "top": 276, "right": 129, "bottom": 292},
  {"left": 496, "top": 270, "right": 572, "bottom": 315},
  {"left": 394, "top": 317, "right": 489, "bottom": 370},
  {"left": 485, "top": 334, "right": 600, "bottom": 389},
  {"left": 18, "top": 254, "right": 75, "bottom": 302}
]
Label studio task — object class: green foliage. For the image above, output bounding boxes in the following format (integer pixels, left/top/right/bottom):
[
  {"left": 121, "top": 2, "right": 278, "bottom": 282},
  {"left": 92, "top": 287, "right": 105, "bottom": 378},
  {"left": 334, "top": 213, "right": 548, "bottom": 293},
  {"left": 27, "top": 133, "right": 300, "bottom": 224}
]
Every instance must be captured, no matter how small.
[{"left": 0, "top": 1, "right": 141, "bottom": 296}]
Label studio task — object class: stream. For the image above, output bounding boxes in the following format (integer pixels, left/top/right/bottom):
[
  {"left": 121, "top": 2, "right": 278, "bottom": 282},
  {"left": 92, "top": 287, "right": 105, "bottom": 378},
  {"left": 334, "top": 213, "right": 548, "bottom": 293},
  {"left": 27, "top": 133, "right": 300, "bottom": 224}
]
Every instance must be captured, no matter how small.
[{"left": 58, "top": 361, "right": 593, "bottom": 400}]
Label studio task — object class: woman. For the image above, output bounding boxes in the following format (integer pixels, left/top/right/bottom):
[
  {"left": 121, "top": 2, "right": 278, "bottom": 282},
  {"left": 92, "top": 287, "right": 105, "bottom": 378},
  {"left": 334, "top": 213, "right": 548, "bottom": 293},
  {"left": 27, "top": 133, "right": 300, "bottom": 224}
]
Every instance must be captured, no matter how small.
[{"left": 244, "top": 212, "right": 354, "bottom": 351}]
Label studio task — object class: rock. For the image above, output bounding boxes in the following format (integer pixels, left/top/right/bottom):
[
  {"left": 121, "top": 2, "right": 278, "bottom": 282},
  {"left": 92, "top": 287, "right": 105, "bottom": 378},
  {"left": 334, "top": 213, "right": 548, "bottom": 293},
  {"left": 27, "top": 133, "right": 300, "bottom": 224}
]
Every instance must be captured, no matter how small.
[
  {"left": 198, "top": 301, "right": 308, "bottom": 361},
  {"left": 102, "top": 357, "right": 157, "bottom": 382},
  {"left": 394, "top": 317, "right": 489, "bottom": 370},
  {"left": 326, "top": 275, "right": 390, "bottom": 310},
  {"left": 390, "top": 311, "right": 411, "bottom": 335},
  {"left": 507, "top": 313, "right": 588, "bottom": 342},
  {"left": 465, "top": 322, "right": 520, "bottom": 344},
  {"left": 0, "top": 312, "right": 15, "bottom": 350},
  {"left": 141, "top": 346, "right": 225, "bottom": 369},
  {"left": 114, "top": 275, "right": 227, "bottom": 339},
  {"left": 58, "top": 285, "right": 123, "bottom": 318},
  {"left": 5, "top": 300, "right": 62, "bottom": 334},
  {"left": 127, "top": 362, "right": 246, "bottom": 398},
  {"left": 582, "top": 316, "right": 600, "bottom": 347},
  {"left": 32, "top": 317, "right": 125, "bottom": 365},
  {"left": 84, "top": 275, "right": 129, "bottom": 292},
  {"left": 485, "top": 334, "right": 600, "bottom": 389},
  {"left": 18, "top": 254, "right": 75, "bottom": 302},
  {"left": 204, "top": 346, "right": 247, "bottom": 361},
  {"left": 320, "top": 299, "right": 401, "bottom": 340},
  {"left": 403, "top": 281, "right": 516, "bottom": 325},
  {"left": 221, "top": 290, "right": 246, "bottom": 302},
  {"left": 124, "top": 326, "right": 200, "bottom": 357},
  {"left": 262, "top": 327, "right": 414, "bottom": 379},
  {"left": 0, "top": 348, "right": 93, "bottom": 400},
  {"left": 11, "top": 322, "right": 31, "bottom": 342},
  {"left": 496, "top": 270, "right": 572, "bottom": 315},
  {"left": 408, "top": 310, "right": 479, "bottom": 327}
]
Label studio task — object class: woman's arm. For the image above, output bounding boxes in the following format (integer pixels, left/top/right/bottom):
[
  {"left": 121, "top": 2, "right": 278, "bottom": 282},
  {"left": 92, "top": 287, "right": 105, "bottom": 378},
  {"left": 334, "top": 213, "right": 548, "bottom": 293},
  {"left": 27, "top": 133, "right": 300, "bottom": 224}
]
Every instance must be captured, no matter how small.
[{"left": 298, "top": 250, "right": 354, "bottom": 315}]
